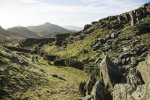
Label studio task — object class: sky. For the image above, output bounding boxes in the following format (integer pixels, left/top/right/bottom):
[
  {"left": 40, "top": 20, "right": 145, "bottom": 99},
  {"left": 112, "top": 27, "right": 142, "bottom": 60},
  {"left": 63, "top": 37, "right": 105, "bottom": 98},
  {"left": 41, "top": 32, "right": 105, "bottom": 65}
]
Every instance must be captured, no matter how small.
[{"left": 0, "top": 0, "right": 149, "bottom": 29}]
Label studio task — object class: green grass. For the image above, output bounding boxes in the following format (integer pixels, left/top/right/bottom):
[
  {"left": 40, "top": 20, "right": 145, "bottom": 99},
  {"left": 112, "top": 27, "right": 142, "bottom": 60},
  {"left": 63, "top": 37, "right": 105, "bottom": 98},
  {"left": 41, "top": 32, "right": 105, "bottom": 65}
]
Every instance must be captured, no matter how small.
[{"left": 20, "top": 64, "right": 89, "bottom": 100}]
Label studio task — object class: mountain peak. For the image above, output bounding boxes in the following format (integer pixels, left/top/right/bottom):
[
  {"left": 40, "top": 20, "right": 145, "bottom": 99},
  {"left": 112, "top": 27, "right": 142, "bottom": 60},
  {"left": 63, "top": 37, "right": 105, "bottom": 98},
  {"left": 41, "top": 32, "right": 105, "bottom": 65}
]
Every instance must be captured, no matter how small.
[
  {"left": 0, "top": 26, "right": 4, "bottom": 30},
  {"left": 44, "top": 22, "right": 52, "bottom": 25}
]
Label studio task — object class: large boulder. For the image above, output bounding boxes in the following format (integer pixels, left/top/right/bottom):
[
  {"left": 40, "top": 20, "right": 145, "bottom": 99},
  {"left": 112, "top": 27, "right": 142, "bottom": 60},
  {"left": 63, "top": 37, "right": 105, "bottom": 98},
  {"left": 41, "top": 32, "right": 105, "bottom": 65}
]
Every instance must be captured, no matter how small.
[
  {"left": 126, "top": 68, "right": 144, "bottom": 89},
  {"left": 137, "top": 54, "right": 150, "bottom": 83},
  {"left": 99, "top": 54, "right": 123, "bottom": 91},
  {"left": 86, "top": 75, "right": 96, "bottom": 95},
  {"left": 131, "top": 82, "right": 150, "bottom": 100},
  {"left": 84, "top": 24, "right": 91, "bottom": 30},
  {"left": 91, "top": 80, "right": 112, "bottom": 100},
  {"left": 113, "top": 82, "right": 150, "bottom": 100},
  {"left": 79, "top": 81, "right": 86, "bottom": 96},
  {"left": 113, "top": 84, "right": 134, "bottom": 100}
]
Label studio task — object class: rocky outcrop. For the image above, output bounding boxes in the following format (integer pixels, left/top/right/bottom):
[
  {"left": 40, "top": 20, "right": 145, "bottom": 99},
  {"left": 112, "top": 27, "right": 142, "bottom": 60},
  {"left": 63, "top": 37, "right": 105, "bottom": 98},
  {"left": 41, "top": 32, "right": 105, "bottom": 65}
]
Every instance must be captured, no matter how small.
[
  {"left": 79, "top": 52, "right": 150, "bottom": 100},
  {"left": 79, "top": 54, "right": 123, "bottom": 100},
  {"left": 99, "top": 55, "right": 123, "bottom": 91},
  {"left": 86, "top": 75, "right": 96, "bottom": 95},
  {"left": 137, "top": 54, "right": 150, "bottom": 83},
  {"left": 79, "top": 81, "right": 86, "bottom": 96},
  {"left": 83, "top": 24, "right": 91, "bottom": 31},
  {"left": 126, "top": 68, "right": 144, "bottom": 89},
  {"left": 91, "top": 80, "right": 112, "bottom": 100},
  {"left": 113, "top": 84, "right": 134, "bottom": 100},
  {"left": 113, "top": 81, "right": 150, "bottom": 100},
  {"left": 117, "top": 2, "right": 150, "bottom": 26},
  {"left": 113, "top": 53, "right": 150, "bottom": 100}
]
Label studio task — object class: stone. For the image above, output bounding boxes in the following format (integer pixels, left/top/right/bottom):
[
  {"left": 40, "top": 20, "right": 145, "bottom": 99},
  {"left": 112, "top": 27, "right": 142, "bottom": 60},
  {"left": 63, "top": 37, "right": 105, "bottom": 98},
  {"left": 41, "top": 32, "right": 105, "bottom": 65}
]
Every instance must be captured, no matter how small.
[
  {"left": 126, "top": 68, "right": 144, "bottom": 89},
  {"left": 84, "top": 24, "right": 91, "bottom": 30},
  {"left": 53, "top": 58, "right": 66, "bottom": 66},
  {"left": 137, "top": 54, "right": 150, "bottom": 83},
  {"left": 113, "top": 84, "right": 134, "bottom": 100},
  {"left": 99, "top": 54, "right": 123, "bottom": 91},
  {"left": 110, "top": 33, "right": 117, "bottom": 39},
  {"left": 65, "top": 58, "right": 84, "bottom": 70},
  {"left": 113, "top": 82, "right": 150, "bottom": 100},
  {"left": 51, "top": 74, "right": 66, "bottom": 81},
  {"left": 131, "top": 82, "right": 150, "bottom": 100},
  {"left": 82, "top": 95, "right": 93, "bottom": 100},
  {"left": 79, "top": 81, "right": 86, "bottom": 96},
  {"left": 86, "top": 75, "right": 96, "bottom": 95},
  {"left": 91, "top": 80, "right": 111, "bottom": 100},
  {"left": 44, "top": 54, "right": 58, "bottom": 61},
  {"left": 129, "top": 11, "right": 136, "bottom": 26},
  {"left": 105, "top": 35, "right": 110, "bottom": 40},
  {"left": 130, "top": 57, "right": 137, "bottom": 66}
]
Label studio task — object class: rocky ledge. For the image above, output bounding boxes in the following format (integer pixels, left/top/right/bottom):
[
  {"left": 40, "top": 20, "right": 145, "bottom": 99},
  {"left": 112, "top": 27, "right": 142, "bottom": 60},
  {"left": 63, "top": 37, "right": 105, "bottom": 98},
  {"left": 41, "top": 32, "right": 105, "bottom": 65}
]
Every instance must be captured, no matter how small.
[{"left": 79, "top": 53, "right": 150, "bottom": 100}]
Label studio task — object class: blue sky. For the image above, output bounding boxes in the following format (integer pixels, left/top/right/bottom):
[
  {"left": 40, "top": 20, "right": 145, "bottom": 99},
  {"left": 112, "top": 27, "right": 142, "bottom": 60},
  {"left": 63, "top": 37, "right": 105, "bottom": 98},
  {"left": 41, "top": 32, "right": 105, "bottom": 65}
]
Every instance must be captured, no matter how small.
[{"left": 0, "top": 0, "right": 149, "bottom": 28}]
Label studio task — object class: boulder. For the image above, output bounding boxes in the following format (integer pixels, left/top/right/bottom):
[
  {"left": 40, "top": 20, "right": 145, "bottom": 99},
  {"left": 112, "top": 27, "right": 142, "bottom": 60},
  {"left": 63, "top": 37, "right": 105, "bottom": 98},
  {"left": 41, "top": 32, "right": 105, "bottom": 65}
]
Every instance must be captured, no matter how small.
[
  {"left": 131, "top": 82, "right": 150, "bottom": 100},
  {"left": 90, "top": 80, "right": 112, "bottom": 100},
  {"left": 51, "top": 74, "right": 66, "bottom": 81},
  {"left": 53, "top": 58, "right": 66, "bottom": 66},
  {"left": 113, "top": 82, "right": 150, "bottom": 100},
  {"left": 86, "top": 75, "right": 96, "bottom": 95},
  {"left": 126, "top": 68, "right": 144, "bottom": 89},
  {"left": 110, "top": 33, "right": 116, "bottom": 39},
  {"left": 113, "top": 84, "right": 134, "bottom": 100},
  {"left": 136, "top": 23, "right": 150, "bottom": 35},
  {"left": 79, "top": 81, "right": 86, "bottom": 96},
  {"left": 137, "top": 54, "right": 150, "bottom": 83},
  {"left": 84, "top": 24, "right": 91, "bottom": 30},
  {"left": 44, "top": 54, "right": 58, "bottom": 61},
  {"left": 99, "top": 55, "right": 123, "bottom": 91}
]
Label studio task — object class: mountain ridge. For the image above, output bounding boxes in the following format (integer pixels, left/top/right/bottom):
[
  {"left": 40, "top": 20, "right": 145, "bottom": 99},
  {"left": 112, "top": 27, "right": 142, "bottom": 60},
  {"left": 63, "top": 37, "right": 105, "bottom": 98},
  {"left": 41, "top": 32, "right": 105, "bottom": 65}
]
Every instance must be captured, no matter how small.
[{"left": 27, "top": 22, "right": 72, "bottom": 37}]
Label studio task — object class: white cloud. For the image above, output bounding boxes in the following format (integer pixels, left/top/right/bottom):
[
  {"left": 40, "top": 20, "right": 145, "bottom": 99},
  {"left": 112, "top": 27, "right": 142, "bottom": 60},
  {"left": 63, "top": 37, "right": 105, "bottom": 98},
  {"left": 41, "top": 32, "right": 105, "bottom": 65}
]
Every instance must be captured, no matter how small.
[
  {"left": 21, "top": 0, "right": 39, "bottom": 4},
  {"left": 0, "top": 0, "right": 147, "bottom": 28}
]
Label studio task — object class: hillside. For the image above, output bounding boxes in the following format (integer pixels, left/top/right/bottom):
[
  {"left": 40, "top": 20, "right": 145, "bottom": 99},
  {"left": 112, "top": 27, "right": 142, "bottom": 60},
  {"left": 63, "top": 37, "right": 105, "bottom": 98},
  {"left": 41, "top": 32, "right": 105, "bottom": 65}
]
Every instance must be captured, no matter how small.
[
  {"left": 0, "top": 2, "right": 150, "bottom": 100},
  {"left": 0, "top": 26, "right": 25, "bottom": 44},
  {"left": 7, "top": 27, "right": 40, "bottom": 38},
  {"left": 28, "top": 22, "right": 72, "bottom": 37}
]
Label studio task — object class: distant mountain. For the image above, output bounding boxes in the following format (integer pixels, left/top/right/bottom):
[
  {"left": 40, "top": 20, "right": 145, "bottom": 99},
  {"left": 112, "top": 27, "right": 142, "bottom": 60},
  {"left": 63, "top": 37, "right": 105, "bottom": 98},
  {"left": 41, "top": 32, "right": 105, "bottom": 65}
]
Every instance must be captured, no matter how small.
[
  {"left": 27, "top": 22, "right": 72, "bottom": 37},
  {"left": 0, "top": 26, "right": 8, "bottom": 37},
  {"left": 0, "top": 26, "right": 25, "bottom": 43},
  {"left": 63, "top": 25, "right": 83, "bottom": 31},
  {"left": 7, "top": 26, "right": 39, "bottom": 38},
  {"left": 0, "top": 26, "right": 22, "bottom": 38}
]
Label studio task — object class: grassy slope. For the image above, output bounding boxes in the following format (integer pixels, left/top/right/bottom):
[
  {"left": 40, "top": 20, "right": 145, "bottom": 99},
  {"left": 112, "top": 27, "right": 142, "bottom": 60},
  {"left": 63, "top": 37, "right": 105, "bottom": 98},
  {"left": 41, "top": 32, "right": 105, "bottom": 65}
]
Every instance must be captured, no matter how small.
[
  {"left": 42, "top": 16, "right": 150, "bottom": 60},
  {"left": 0, "top": 48, "right": 88, "bottom": 100}
]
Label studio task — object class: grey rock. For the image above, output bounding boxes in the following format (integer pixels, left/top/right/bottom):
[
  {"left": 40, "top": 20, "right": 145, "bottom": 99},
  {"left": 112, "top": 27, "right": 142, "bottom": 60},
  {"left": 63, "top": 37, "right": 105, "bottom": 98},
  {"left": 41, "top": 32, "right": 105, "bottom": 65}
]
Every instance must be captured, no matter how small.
[
  {"left": 86, "top": 75, "right": 96, "bottom": 95},
  {"left": 91, "top": 80, "right": 109, "bottom": 100},
  {"left": 113, "top": 84, "right": 134, "bottom": 100},
  {"left": 82, "top": 95, "right": 93, "bottom": 100},
  {"left": 84, "top": 24, "right": 91, "bottom": 30},
  {"left": 79, "top": 81, "right": 87, "bottom": 96},
  {"left": 99, "top": 54, "right": 123, "bottom": 91},
  {"left": 137, "top": 54, "right": 150, "bottom": 83},
  {"left": 126, "top": 68, "right": 143, "bottom": 89}
]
